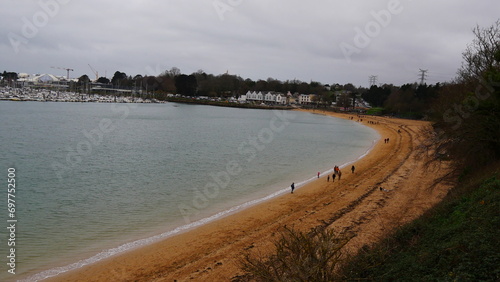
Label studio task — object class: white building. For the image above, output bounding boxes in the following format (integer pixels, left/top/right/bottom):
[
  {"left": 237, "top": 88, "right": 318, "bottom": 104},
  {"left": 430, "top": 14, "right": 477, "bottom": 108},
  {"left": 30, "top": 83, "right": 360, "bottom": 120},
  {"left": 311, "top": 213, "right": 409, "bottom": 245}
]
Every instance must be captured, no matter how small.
[
  {"left": 264, "top": 92, "right": 275, "bottom": 102},
  {"left": 299, "top": 94, "right": 317, "bottom": 104},
  {"left": 246, "top": 91, "right": 257, "bottom": 101},
  {"left": 256, "top": 91, "right": 263, "bottom": 101},
  {"left": 246, "top": 91, "right": 265, "bottom": 102},
  {"left": 36, "top": 74, "right": 61, "bottom": 83},
  {"left": 17, "top": 73, "right": 66, "bottom": 84},
  {"left": 243, "top": 91, "right": 288, "bottom": 105},
  {"left": 275, "top": 94, "right": 287, "bottom": 105},
  {"left": 299, "top": 94, "right": 310, "bottom": 104},
  {"left": 238, "top": 94, "right": 247, "bottom": 102}
]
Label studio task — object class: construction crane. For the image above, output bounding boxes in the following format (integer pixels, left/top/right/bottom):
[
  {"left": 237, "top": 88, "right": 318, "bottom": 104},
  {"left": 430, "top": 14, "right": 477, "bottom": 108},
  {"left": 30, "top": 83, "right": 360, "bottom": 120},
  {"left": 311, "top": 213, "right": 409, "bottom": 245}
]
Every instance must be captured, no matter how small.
[
  {"left": 88, "top": 64, "right": 99, "bottom": 81},
  {"left": 51, "top": 66, "right": 74, "bottom": 79}
]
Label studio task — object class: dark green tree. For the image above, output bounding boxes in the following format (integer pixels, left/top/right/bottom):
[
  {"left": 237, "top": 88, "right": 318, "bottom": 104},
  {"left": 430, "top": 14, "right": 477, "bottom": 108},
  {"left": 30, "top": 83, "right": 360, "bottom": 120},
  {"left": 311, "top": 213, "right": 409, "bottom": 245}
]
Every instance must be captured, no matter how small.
[
  {"left": 362, "top": 85, "right": 392, "bottom": 107},
  {"left": 78, "top": 74, "right": 91, "bottom": 93},
  {"left": 96, "top": 77, "right": 110, "bottom": 84},
  {"left": 2, "top": 71, "right": 18, "bottom": 86},
  {"left": 175, "top": 74, "right": 197, "bottom": 96},
  {"left": 111, "top": 71, "right": 127, "bottom": 87}
]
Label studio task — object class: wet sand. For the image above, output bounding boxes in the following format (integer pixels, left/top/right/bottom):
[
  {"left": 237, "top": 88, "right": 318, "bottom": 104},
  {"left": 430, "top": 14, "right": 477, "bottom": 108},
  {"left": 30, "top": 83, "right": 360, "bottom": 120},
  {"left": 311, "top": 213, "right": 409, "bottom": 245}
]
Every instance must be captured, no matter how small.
[{"left": 48, "top": 110, "right": 453, "bottom": 281}]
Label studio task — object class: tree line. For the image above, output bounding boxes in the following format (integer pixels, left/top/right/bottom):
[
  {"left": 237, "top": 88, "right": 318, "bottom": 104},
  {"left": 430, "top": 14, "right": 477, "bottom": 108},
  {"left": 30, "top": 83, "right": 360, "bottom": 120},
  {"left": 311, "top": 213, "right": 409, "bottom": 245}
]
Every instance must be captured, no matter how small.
[
  {"left": 99, "top": 69, "right": 358, "bottom": 99},
  {"left": 80, "top": 70, "right": 446, "bottom": 116}
]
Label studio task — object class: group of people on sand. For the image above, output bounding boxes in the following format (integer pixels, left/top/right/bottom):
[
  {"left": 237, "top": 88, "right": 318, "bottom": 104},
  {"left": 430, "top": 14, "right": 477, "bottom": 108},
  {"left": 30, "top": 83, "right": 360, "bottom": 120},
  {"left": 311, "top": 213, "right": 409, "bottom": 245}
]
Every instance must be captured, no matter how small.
[
  {"left": 349, "top": 116, "right": 364, "bottom": 122},
  {"left": 349, "top": 115, "right": 380, "bottom": 125},
  {"left": 328, "top": 165, "right": 355, "bottom": 181},
  {"left": 292, "top": 165, "right": 358, "bottom": 193},
  {"left": 330, "top": 166, "right": 342, "bottom": 182},
  {"left": 384, "top": 138, "right": 390, "bottom": 143}
]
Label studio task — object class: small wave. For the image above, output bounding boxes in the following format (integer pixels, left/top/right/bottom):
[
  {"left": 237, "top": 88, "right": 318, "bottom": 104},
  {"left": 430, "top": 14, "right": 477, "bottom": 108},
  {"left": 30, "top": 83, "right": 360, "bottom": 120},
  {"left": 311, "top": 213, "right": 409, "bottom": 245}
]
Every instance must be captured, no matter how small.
[{"left": 26, "top": 140, "right": 380, "bottom": 281}]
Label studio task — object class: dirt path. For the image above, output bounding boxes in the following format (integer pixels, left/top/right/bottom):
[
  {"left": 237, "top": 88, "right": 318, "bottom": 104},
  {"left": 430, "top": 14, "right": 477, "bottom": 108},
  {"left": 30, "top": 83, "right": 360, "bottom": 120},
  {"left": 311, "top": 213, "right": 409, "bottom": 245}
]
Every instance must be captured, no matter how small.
[{"left": 49, "top": 112, "right": 453, "bottom": 282}]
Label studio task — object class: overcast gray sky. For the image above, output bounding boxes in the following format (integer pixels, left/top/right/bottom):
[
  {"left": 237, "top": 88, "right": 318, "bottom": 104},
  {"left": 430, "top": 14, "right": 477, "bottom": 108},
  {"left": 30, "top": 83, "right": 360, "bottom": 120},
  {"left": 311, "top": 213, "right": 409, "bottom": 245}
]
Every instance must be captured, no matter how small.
[{"left": 1, "top": 0, "right": 498, "bottom": 87}]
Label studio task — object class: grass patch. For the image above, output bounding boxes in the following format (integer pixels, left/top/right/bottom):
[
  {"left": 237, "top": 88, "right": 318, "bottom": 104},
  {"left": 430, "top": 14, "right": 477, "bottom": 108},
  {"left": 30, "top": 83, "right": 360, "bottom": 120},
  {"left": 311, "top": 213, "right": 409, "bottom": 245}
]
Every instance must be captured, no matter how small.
[
  {"left": 340, "top": 172, "right": 500, "bottom": 281},
  {"left": 366, "top": 107, "right": 385, "bottom": 115}
]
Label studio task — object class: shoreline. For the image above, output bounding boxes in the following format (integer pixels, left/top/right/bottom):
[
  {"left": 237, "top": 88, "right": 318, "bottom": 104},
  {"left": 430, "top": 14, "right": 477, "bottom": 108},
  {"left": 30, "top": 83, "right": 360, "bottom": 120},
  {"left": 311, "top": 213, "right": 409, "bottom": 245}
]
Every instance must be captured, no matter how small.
[
  {"left": 22, "top": 109, "right": 377, "bottom": 281},
  {"left": 45, "top": 110, "right": 452, "bottom": 281}
]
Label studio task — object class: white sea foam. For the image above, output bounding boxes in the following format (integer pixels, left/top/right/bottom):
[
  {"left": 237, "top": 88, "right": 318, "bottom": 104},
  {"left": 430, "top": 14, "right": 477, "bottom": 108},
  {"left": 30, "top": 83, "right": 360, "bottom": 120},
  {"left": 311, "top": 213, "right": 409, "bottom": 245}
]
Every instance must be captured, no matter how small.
[
  {"left": 2, "top": 103, "right": 379, "bottom": 281},
  {"left": 25, "top": 137, "right": 379, "bottom": 281}
]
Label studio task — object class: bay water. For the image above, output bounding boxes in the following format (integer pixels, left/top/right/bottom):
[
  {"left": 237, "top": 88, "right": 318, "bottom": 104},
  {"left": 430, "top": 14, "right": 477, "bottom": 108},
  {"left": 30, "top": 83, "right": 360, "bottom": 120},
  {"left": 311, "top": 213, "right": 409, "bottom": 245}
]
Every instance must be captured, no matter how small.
[{"left": 0, "top": 101, "right": 379, "bottom": 281}]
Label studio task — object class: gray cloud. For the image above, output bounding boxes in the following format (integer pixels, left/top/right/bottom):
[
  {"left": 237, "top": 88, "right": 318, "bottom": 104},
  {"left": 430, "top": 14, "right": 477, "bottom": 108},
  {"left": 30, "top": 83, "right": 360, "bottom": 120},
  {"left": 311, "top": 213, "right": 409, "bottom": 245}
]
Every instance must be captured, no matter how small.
[{"left": 1, "top": 0, "right": 498, "bottom": 86}]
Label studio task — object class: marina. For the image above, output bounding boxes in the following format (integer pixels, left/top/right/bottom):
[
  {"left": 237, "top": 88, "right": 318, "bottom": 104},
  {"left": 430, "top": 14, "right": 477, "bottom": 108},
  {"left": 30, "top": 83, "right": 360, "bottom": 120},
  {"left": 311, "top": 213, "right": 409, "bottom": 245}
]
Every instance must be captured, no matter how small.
[{"left": 0, "top": 86, "right": 161, "bottom": 103}]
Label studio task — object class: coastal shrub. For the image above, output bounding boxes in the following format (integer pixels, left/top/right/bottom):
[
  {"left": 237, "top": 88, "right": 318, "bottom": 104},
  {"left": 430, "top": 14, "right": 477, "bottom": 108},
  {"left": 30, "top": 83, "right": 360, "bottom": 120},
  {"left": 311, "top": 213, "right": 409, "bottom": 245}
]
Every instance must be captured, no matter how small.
[{"left": 241, "top": 227, "right": 352, "bottom": 281}]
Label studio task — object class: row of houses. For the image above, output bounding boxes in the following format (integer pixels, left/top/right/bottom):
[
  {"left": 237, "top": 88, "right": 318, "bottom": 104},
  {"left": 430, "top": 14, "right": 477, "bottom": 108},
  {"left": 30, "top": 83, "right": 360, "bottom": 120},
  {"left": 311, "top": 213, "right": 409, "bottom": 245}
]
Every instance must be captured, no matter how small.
[
  {"left": 240, "top": 91, "right": 289, "bottom": 104},
  {"left": 238, "top": 91, "right": 320, "bottom": 105}
]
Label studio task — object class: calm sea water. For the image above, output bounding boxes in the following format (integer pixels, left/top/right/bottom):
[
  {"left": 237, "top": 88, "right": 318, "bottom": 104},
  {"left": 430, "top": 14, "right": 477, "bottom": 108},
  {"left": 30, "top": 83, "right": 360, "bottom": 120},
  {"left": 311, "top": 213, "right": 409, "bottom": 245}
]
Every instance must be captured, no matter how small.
[{"left": 0, "top": 101, "right": 378, "bottom": 281}]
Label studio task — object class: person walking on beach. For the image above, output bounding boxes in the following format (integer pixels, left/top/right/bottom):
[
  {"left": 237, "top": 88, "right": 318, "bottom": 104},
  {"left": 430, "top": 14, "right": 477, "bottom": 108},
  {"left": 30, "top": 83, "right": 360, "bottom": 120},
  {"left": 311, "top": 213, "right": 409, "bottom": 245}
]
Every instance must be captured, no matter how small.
[
  {"left": 327, "top": 175, "right": 330, "bottom": 182},
  {"left": 351, "top": 165, "right": 355, "bottom": 173},
  {"left": 338, "top": 170, "right": 342, "bottom": 180},
  {"left": 291, "top": 182, "right": 295, "bottom": 194},
  {"left": 332, "top": 173, "right": 336, "bottom": 182},
  {"left": 317, "top": 172, "right": 320, "bottom": 178},
  {"left": 335, "top": 165, "right": 343, "bottom": 175}
]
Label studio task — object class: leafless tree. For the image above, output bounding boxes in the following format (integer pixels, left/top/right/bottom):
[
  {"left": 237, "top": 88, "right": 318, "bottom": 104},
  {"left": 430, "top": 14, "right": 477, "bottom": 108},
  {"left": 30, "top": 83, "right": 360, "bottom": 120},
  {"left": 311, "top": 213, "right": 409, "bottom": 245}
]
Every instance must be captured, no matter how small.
[{"left": 458, "top": 19, "right": 500, "bottom": 83}]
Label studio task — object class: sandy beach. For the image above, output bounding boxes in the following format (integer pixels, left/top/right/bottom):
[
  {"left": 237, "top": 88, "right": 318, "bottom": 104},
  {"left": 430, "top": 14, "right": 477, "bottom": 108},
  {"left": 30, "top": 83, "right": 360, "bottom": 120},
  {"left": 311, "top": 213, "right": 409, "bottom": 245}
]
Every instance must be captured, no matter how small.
[{"left": 47, "top": 110, "right": 453, "bottom": 281}]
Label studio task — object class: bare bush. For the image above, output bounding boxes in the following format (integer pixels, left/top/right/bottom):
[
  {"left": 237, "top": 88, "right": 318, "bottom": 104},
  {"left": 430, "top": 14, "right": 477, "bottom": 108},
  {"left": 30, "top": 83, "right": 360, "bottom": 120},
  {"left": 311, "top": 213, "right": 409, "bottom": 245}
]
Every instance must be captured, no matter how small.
[{"left": 241, "top": 227, "right": 353, "bottom": 281}]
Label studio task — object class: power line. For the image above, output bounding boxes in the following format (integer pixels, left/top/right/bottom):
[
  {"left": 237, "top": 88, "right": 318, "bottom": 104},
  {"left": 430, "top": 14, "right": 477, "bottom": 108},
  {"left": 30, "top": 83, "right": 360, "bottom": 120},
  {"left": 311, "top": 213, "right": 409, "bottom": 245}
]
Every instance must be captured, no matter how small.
[
  {"left": 369, "top": 75, "right": 378, "bottom": 87},
  {"left": 418, "top": 69, "right": 428, "bottom": 85}
]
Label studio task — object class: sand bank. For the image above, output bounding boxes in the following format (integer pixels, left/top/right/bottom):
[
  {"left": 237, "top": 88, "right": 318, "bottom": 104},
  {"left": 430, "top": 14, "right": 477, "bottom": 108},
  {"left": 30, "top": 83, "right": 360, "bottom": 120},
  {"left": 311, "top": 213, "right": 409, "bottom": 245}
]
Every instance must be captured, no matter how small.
[{"left": 47, "top": 110, "right": 453, "bottom": 281}]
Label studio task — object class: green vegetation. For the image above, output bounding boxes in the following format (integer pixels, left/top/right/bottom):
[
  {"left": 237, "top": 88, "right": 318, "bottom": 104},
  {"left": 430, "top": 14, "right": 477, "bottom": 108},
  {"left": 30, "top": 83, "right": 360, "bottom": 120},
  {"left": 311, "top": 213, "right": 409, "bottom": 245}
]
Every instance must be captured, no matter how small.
[
  {"left": 340, "top": 170, "right": 500, "bottom": 281},
  {"left": 365, "top": 107, "right": 385, "bottom": 116}
]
